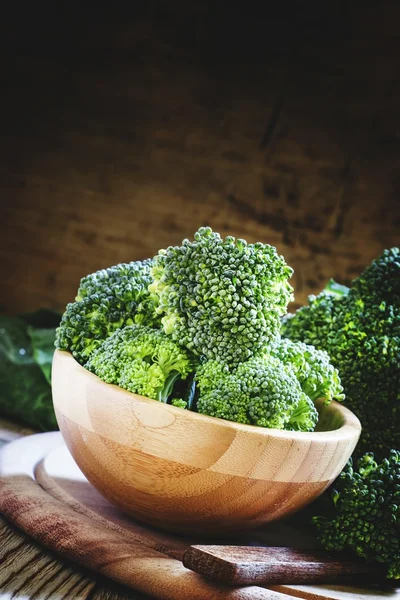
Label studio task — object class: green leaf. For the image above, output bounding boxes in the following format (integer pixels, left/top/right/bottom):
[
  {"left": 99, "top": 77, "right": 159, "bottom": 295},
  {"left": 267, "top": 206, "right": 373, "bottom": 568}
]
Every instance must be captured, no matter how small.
[
  {"left": 0, "top": 315, "right": 34, "bottom": 365},
  {"left": 27, "top": 326, "right": 57, "bottom": 384},
  {"left": 324, "top": 279, "right": 350, "bottom": 297},
  {"left": 0, "top": 314, "right": 58, "bottom": 431}
]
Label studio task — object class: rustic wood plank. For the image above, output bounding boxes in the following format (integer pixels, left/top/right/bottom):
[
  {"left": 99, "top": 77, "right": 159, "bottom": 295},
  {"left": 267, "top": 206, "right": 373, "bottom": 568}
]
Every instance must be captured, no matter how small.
[
  {"left": 0, "top": 516, "right": 149, "bottom": 599},
  {"left": 182, "top": 546, "right": 387, "bottom": 586},
  {"left": 271, "top": 584, "right": 400, "bottom": 600}
]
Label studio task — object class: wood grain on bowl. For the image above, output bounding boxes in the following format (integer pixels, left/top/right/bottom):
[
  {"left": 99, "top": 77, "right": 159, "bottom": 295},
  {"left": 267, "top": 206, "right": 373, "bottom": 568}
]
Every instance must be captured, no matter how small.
[{"left": 52, "top": 350, "right": 361, "bottom": 535}]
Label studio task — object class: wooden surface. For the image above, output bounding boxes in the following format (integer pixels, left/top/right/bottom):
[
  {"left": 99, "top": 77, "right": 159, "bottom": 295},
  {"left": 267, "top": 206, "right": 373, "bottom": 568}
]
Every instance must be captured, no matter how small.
[
  {"left": 1, "top": 4, "right": 400, "bottom": 315},
  {"left": 182, "top": 546, "right": 388, "bottom": 586},
  {"left": 0, "top": 431, "right": 301, "bottom": 599},
  {"left": 1, "top": 428, "right": 400, "bottom": 600},
  {"left": 0, "top": 419, "right": 150, "bottom": 599},
  {"left": 52, "top": 350, "right": 360, "bottom": 535},
  {"left": 0, "top": 516, "right": 150, "bottom": 600}
]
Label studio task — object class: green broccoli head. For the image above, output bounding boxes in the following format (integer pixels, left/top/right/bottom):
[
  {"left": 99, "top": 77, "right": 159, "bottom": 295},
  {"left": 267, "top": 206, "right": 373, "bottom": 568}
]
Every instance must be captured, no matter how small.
[
  {"left": 313, "top": 450, "right": 400, "bottom": 579},
  {"left": 351, "top": 247, "right": 400, "bottom": 306},
  {"left": 55, "top": 294, "right": 125, "bottom": 364},
  {"left": 55, "top": 260, "right": 160, "bottom": 364},
  {"left": 330, "top": 324, "right": 400, "bottom": 457},
  {"left": 282, "top": 248, "right": 400, "bottom": 459},
  {"left": 150, "top": 226, "right": 294, "bottom": 365},
  {"left": 281, "top": 284, "right": 347, "bottom": 349},
  {"left": 270, "top": 338, "right": 344, "bottom": 403},
  {"left": 85, "top": 324, "right": 195, "bottom": 403},
  {"left": 77, "top": 259, "right": 160, "bottom": 328},
  {"left": 196, "top": 355, "right": 318, "bottom": 431}
]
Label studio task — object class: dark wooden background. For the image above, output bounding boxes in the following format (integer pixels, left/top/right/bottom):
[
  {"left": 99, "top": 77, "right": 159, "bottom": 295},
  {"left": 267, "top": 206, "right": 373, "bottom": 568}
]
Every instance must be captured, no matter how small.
[{"left": 1, "top": 2, "right": 399, "bottom": 314}]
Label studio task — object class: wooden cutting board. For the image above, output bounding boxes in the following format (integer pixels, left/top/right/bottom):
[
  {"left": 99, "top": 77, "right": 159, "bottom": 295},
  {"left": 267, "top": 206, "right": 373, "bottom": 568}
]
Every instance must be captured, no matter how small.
[{"left": 0, "top": 433, "right": 399, "bottom": 600}]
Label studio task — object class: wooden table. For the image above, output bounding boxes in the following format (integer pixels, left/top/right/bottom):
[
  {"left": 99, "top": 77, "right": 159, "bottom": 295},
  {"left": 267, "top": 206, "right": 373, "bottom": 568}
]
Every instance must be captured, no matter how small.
[
  {"left": 1, "top": 418, "right": 399, "bottom": 600},
  {"left": 0, "top": 419, "right": 150, "bottom": 599}
]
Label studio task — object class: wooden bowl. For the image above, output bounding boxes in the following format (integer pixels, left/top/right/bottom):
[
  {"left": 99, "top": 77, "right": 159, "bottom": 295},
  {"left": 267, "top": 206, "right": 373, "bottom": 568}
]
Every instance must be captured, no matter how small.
[{"left": 52, "top": 350, "right": 361, "bottom": 535}]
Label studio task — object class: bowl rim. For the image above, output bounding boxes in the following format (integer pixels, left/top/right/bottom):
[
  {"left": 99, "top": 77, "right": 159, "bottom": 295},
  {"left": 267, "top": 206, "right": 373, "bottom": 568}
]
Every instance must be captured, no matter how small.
[{"left": 54, "top": 349, "right": 361, "bottom": 443}]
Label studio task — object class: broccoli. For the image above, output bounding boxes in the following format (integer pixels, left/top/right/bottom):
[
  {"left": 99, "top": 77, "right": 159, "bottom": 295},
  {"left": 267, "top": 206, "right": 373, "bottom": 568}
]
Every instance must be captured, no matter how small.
[
  {"left": 269, "top": 338, "right": 344, "bottom": 403},
  {"left": 77, "top": 260, "right": 159, "bottom": 327},
  {"left": 282, "top": 248, "right": 400, "bottom": 458},
  {"left": 286, "top": 393, "right": 319, "bottom": 432},
  {"left": 170, "top": 398, "right": 188, "bottom": 409},
  {"left": 281, "top": 279, "right": 349, "bottom": 350},
  {"left": 149, "top": 226, "right": 293, "bottom": 365},
  {"left": 55, "top": 229, "right": 344, "bottom": 436},
  {"left": 313, "top": 450, "right": 400, "bottom": 579},
  {"left": 351, "top": 247, "right": 400, "bottom": 306},
  {"left": 196, "top": 355, "right": 318, "bottom": 431},
  {"left": 55, "top": 260, "right": 160, "bottom": 364},
  {"left": 85, "top": 324, "right": 194, "bottom": 403}
]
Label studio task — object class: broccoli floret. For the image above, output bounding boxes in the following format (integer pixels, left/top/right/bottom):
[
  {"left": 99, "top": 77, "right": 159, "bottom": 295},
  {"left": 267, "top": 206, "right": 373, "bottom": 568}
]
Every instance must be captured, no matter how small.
[
  {"left": 282, "top": 248, "right": 400, "bottom": 458},
  {"left": 55, "top": 260, "right": 160, "bottom": 364},
  {"left": 77, "top": 259, "right": 160, "bottom": 328},
  {"left": 313, "top": 450, "right": 400, "bottom": 579},
  {"left": 281, "top": 280, "right": 348, "bottom": 349},
  {"left": 55, "top": 295, "right": 121, "bottom": 363},
  {"left": 76, "top": 260, "right": 158, "bottom": 326},
  {"left": 150, "top": 226, "right": 294, "bottom": 365},
  {"left": 270, "top": 338, "right": 344, "bottom": 403},
  {"left": 171, "top": 398, "right": 188, "bottom": 409},
  {"left": 351, "top": 247, "right": 400, "bottom": 306},
  {"left": 286, "top": 393, "right": 319, "bottom": 432},
  {"left": 196, "top": 355, "right": 318, "bottom": 431},
  {"left": 86, "top": 325, "right": 194, "bottom": 403},
  {"left": 77, "top": 260, "right": 153, "bottom": 299}
]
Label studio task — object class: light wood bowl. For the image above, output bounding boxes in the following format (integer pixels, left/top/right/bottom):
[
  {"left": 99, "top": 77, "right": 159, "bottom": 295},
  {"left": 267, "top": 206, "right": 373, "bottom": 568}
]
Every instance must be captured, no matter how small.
[{"left": 52, "top": 350, "right": 361, "bottom": 535}]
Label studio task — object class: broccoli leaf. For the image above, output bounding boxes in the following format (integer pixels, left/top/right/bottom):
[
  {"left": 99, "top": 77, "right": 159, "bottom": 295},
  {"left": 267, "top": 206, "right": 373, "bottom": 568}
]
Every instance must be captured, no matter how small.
[
  {"left": 324, "top": 278, "right": 350, "bottom": 297},
  {"left": 0, "top": 314, "right": 58, "bottom": 431},
  {"left": 27, "top": 326, "right": 57, "bottom": 384}
]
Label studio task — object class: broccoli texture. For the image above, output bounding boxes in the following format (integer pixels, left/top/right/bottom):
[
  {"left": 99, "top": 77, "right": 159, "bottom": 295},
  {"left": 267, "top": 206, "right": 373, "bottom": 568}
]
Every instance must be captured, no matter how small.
[
  {"left": 270, "top": 338, "right": 344, "bottom": 403},
  {"left": 196, "top": 355, "right": 318, "bottom": 431},
  {"left": 351, "top": 247, "right": 400, "bottom": 306},
  {"left": 282, "top": 247, "right": 400, "bottom": 458},
  {"left": 55, "top": 260, "right": 159, "bottom": 364},
  {"left": 86, "top": 325, "right": 194, "bottom": 403},
  {"left": 281, "top": 279, "right": 349, "bottom": 350},
  {"left": 77, "top": 260, "right": 158, "bottom": 326},
  {"left": 56, "top": 229, "right": 344, "bottom": 435},
  {"left": 171, "top": 398, "right": 188, "bottom": 409},
  {"left": 286, "top": 393, "right": 319, "bottom": 432},
  {"left": 150, "top": 226, "right": 293, "bottom": 365},
  {"left": 313, "top": 450, "right": 400, "bottom": 579}
]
